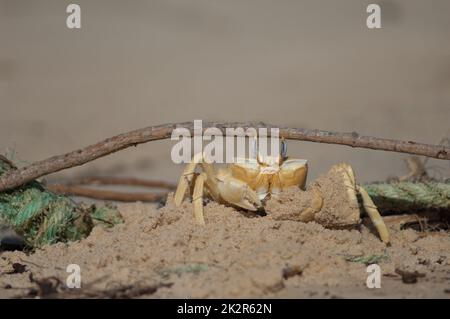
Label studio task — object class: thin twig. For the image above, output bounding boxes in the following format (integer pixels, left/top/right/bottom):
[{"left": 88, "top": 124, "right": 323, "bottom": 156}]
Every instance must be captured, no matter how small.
[{"left": 1, "top": 121, "right": 449, "bottom": 191}]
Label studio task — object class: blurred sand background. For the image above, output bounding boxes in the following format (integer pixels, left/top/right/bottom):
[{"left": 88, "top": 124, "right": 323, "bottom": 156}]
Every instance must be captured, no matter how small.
[{"left": 1, "top": 0, "right": 449, "bottom": 185}]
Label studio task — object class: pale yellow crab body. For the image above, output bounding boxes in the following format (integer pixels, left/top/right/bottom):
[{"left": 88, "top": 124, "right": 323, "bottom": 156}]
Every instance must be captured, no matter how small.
[
  {"left": 174, "top": 149, "right": 308, "bottom": 214},
  {"left": 230, "top": 158, "right": 308, "bottom": 201}
]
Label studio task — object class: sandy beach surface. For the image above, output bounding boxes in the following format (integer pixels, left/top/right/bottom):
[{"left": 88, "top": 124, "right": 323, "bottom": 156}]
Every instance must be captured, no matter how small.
[{"left": 1, "top": 1, "right": 449, "bottom": 298}]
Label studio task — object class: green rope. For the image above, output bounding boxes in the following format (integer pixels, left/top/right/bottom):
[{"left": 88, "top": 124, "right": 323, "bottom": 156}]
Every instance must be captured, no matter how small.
[
  {"left": 0, "top": 159, "right": 123, "bottom": 248},
  {"left": 364, "top": 181, "right": 450, "bottom": 213}
]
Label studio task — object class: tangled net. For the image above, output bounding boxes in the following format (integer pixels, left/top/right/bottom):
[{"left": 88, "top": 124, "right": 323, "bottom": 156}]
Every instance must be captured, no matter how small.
[
  {"left": 365, "top": 181, "right": 450, "bottom": 213},
  {"left": 0, "top": 157, "right": 123, "bottom": 248}
]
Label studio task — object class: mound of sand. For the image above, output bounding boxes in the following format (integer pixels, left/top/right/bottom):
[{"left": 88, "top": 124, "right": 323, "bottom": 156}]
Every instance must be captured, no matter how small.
[
  {"left": 1, "top": 192, "right": 449, "bottom": 298},
  {"left": 265, "top": 163, "right": 361, "bottom": 228}
]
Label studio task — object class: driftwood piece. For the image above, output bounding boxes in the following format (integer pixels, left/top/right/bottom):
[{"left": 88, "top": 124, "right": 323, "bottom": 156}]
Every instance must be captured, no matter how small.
[
  {"left": 44, "top": 176, "right": 175, "bottom": 202},
  {"left": 363, "top": 211, "right": 449, "bottom": 231},
  {"left": 46, "top": 184, "right": 168, "bottom": 202},
  {"left": 52, "top": 176, "right": 176, "bottom": 189},
  {"left": 1, "top": 122, "right": 449, "bottom": 192}
]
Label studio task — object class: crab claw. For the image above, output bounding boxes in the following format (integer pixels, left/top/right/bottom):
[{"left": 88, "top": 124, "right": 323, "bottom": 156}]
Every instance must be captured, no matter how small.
[{"left": 217, "top": 176, "right": 262, "bottom": 211}]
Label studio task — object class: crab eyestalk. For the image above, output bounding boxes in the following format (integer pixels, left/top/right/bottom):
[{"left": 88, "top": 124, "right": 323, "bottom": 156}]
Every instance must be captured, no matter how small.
[{"left": 252, "top": 137, "right": 287, "bottom": 166}]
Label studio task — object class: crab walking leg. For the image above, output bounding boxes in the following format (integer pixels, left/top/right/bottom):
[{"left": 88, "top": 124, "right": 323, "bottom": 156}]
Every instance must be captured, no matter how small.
[
  {"left": 336, "top": 163, "right": 360, "bottom": 210},
  {"left": 174, "top": 159, "right": 199, "bottom": 206},
  {"left": 358, "top": 185, "right": 390, "bottom": 244},
  {"left": 174, "top": 153, "right": 214, "bottom": 206},
  {"left": 298, "top": 186, "right": 324, "bottom": 222},
  {"left": 174, "top": 152, "right": 220, "bottom": 206},
  {"left": 192, "top": 173, "right": 207, "bottom": 225},
  {"left": 336, "top": 163, "right": 390, "bottom": 243}
]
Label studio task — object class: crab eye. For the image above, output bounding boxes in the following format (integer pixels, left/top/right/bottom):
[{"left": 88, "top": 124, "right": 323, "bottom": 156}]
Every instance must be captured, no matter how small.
[
  {"left": 281, "top": 140, "right": 287, "bottom": 159},
  {"left": 250, "top": 138, "right": 258, "bottom": 159}
]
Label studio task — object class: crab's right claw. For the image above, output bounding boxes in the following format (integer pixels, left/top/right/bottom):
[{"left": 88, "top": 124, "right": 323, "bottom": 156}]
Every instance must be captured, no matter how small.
[{"left": 217, "top": 177, "right": 262, "bottom": 211}]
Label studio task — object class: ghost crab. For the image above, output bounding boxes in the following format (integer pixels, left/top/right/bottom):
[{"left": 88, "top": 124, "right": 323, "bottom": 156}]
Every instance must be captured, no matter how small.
[{"left": 174, "top": 139, "right": 390, "bottom": 243}]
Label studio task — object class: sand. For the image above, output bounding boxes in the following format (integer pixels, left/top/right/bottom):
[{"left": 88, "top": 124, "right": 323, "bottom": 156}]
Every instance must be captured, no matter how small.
[
  {"left": 1, "top": 190, "right": 449, "bottom": 298},
  {"left": 266, "top": 164, "right": 361, "bottom": 228},
  {"left": 1, "top": 0, "right": 450, "bottom": 299}
]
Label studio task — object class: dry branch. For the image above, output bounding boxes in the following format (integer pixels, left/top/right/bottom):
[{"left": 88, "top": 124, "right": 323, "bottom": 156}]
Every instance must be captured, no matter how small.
[{"left": 1, "top": 121, "right": 449, "bottom": 192}]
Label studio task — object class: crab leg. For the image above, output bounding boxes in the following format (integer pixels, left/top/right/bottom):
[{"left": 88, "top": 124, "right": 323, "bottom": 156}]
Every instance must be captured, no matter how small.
[
  {"left": 357, "top": 185, "right": 390, "bottom": 244},
  {"left": 298, "top": 186, "right": 323, "bottom": 222},
  {"left": 174, "top": 159, "right": 199, "bottom": 206},
  {"left": 174, "top": 152, "right": 220, "bottom": 207},
  {"left": 336, "top": 163, "right": 390, "bottom": 244},
  {"left": 192, "top": 173, "right": 207, "bottom": 225}
]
